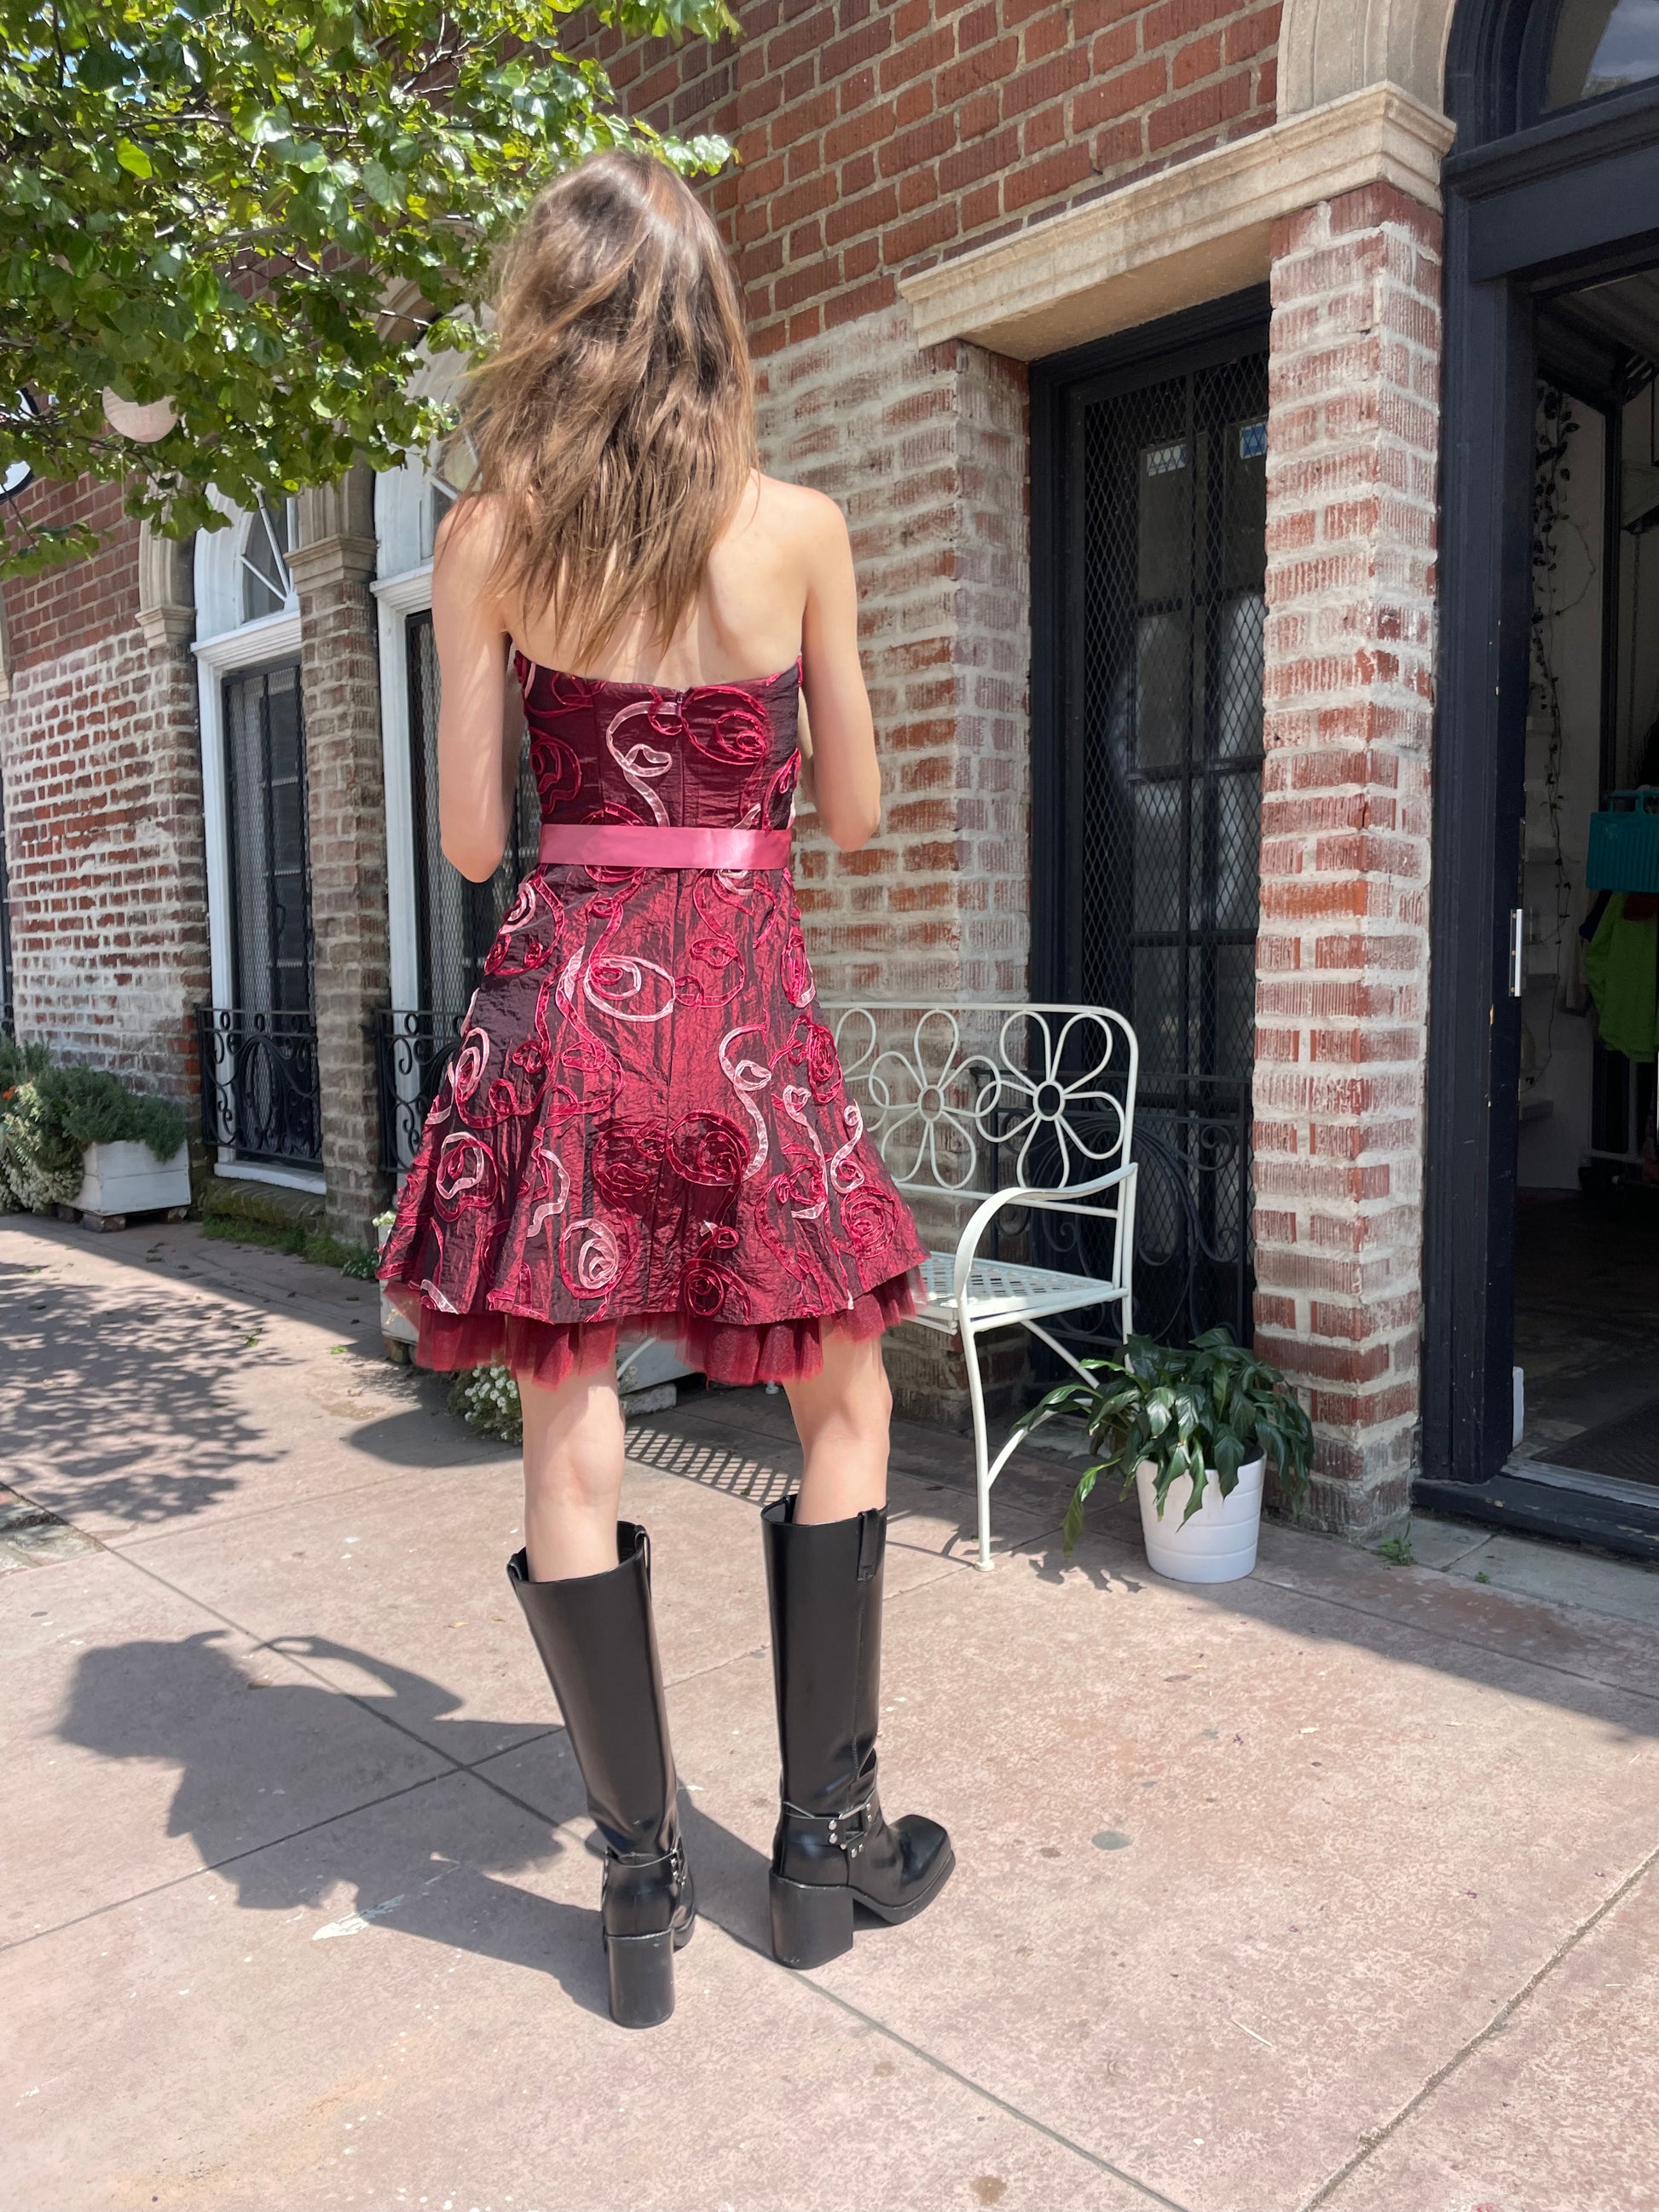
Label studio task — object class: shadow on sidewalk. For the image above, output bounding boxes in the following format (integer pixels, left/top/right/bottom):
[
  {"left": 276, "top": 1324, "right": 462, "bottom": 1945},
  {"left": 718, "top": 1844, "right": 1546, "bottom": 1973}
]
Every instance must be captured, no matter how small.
[
  {"left": 55, "top": 1629, "right": 769, "bottom": 2019},
  {"left": 0, "top": 1250, "right": 281, "bottom": 1528},
  {"left": 0, "top": 1224, "right": 494, "bottom": 1533}
]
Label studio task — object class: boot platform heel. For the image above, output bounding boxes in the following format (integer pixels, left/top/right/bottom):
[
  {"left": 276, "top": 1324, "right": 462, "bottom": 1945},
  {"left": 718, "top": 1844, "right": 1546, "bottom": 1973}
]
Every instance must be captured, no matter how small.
[
  {"left": 605, "top": 1926, "right": 679, "bottom": 2027},
  {"left": 770, "top": 1872, "right": 854, "bottom": 1969}
]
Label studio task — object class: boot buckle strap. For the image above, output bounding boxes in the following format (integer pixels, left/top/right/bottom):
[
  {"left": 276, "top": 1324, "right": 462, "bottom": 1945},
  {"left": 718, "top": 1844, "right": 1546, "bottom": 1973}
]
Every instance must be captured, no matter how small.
[
  {"left": 788, "top": 1793, "right": 875, "bottom": 1857},
  {"left": 601, "top": 1839, "right": 684, "bottom": 1891}
]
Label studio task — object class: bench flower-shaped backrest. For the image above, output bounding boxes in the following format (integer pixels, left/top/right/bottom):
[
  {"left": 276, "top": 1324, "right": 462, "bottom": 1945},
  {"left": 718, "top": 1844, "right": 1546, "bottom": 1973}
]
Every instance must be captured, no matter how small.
[{"left": 824, "top": 1003, "right": 1136, "bottom": 1202}]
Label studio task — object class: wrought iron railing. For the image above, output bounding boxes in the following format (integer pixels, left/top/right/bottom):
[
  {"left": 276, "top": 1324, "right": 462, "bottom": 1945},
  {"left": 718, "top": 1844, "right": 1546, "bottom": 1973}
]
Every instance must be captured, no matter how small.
[
  {"left": 196, "top": 1006, "right": 322, "bottom": 1170},
  {"left": 372, "top": 1007, "right": 466, "bottom": 1175}
]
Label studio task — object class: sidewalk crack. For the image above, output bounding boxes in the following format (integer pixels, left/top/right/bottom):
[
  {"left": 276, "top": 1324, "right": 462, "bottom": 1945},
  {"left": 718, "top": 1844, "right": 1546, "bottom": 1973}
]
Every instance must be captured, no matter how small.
[{"left": 1299, "top": 1837, "right": 1659, "bottom": 2210}]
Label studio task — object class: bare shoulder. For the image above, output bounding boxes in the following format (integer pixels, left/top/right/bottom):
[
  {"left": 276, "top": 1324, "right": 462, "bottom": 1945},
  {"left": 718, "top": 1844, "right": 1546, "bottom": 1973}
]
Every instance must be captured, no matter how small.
[
  {"left": 748, "top": 472, "right": 850, "bottom": 555},
  {"left": 433, "top": 490, "right": 506, "bottom": 587}
]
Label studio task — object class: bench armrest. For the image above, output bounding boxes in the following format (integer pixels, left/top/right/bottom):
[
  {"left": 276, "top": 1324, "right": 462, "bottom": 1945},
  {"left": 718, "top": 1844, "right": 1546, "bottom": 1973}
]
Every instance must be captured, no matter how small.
[{"left": 949, "top": 1163, "right": 1138, "bottom": 1313}]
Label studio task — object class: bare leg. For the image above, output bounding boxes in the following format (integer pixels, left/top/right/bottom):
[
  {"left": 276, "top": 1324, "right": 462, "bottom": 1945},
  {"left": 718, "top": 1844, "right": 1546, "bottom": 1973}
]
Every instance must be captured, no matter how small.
[
  {"left": 517, "top": 1358, "right": 627, "bottom": 1580},
  {"left": 784, "top": 1329, "right": 892, "bottom": 1524}
]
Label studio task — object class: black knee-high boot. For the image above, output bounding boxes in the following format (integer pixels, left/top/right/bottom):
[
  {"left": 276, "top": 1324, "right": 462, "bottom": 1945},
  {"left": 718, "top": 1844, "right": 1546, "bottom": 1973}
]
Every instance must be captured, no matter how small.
[
  {"left": 507, "top": 1523, "right": 695, "bottom": 2027},
  {"left": 761, "top": 1495, "right": 954, "bottom": 1968}
]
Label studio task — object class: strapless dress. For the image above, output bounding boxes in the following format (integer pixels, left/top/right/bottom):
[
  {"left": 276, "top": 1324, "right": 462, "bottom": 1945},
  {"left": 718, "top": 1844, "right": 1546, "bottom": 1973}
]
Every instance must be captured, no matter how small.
[{"left": 377, "top": 654, "right": 927, "bottom": 1387}]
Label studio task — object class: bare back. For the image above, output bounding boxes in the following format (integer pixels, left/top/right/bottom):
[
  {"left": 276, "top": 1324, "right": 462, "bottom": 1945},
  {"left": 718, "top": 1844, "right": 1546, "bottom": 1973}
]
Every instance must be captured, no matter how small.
[{"left": 508, "top": 472, "right": 817, "bottom": 688}]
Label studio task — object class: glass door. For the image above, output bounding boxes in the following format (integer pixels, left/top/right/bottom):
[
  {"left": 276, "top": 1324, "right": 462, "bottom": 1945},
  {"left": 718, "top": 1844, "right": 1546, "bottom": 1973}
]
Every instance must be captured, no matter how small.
[{"left": 1036, "top": 319, "right": 1269, "bottom": 1347}]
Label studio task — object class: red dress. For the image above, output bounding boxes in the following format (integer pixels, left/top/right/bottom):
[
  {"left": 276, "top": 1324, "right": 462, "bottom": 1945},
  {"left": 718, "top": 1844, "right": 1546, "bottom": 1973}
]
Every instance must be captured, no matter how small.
[{"left": 379, "top": 655, "right": 928, "bottom": 1387}]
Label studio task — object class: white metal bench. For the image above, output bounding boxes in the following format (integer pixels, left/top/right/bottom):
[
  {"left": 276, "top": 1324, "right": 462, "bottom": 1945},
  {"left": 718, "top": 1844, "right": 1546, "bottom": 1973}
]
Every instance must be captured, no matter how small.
[{"left": 823, "top": 1002, "right": 1139, "bottom": 1571}]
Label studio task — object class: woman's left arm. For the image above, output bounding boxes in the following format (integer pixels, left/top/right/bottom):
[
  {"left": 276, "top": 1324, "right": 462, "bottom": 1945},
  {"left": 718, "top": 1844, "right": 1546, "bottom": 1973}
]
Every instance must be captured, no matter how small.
[{"left": 433, "top": 499, "right": 520, "bottom": 884}]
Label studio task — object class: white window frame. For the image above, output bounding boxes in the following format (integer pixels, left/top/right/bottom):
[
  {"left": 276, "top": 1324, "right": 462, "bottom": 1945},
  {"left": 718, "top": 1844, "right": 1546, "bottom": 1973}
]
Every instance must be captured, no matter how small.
[
  {"left": 373, "top": 557, "right": 433, "bottom": 1014},
  {"left": 193, "top": 500, "right": 322, "bottom": 1195}
]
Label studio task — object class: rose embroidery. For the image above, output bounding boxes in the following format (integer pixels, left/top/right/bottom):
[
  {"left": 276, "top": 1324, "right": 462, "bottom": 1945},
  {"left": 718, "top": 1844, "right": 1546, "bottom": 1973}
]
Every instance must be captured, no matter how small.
[
  {"left": 668, "top": 1112, "right": 750, "bottom": 1192},
  {"left": 483, "top": 1037, "right": 548, "bottom": 1121},
  {"left": 433, "top": 1131, "right": 499, "bottom": 1219},
  {"left": 560, "top": 1216, "right": 628, "bottom": 1298},
  {"left": 591, "top": 1118, "right": 666, "bottom": 1213},
  {"left": 682, "top": 686, "right": 772, "bottom": 768},
  {"left": 841, "top": 1183, "right": 896, "bottom": 1255},
  {"left": 532, "top": 734, "right": 582, "bottom": 814},
  {"left": 449, "top": 1026, "right": 491, "bottom": 1123},
  {"left": 484, "top": 876, "right": 564, "bottom": 978},
  {"left": 762, "top": 750, "right": 801, "bottom": 825},
  {"left": 781, "top": 918, "right": 815, "bottom": 1008}
]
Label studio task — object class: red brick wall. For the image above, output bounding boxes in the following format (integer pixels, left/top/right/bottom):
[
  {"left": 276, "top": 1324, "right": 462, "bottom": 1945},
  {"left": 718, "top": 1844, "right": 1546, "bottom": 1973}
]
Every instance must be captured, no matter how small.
[
  {"left": 589, "top": 0, "right": 1281, "bottom": 349},
  {"left": 0, "top": 621, "right": 210, "bottom": 1101},
  {"left": 767, "top": 310, "right": 1031, "bottom": 1003},
  {"left": 3, "top": 479, "right": 140, "bottom": 672}
]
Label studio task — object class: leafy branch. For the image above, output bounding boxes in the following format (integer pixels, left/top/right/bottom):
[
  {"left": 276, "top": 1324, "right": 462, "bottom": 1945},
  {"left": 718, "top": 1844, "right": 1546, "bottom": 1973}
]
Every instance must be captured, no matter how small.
[{"left": 1, "top": 0, "right": 737, "bottom": 575}]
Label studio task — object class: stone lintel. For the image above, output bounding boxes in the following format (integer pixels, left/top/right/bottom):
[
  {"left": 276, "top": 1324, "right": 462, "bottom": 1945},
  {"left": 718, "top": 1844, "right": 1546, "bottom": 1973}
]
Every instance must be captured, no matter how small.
[{"left": 898, "top": 82, "right": 1455, "bottom": 361}]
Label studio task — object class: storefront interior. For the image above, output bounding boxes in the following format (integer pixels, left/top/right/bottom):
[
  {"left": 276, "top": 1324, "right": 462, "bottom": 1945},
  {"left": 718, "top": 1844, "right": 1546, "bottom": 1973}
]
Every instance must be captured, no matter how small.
[{"left": 1511, "top": 267, "right": 1659, "bottom": 1495}]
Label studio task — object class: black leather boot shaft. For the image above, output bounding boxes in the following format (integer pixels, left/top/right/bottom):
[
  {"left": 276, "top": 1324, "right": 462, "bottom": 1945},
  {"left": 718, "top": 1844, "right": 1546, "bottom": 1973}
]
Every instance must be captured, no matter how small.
[
  {"left": 761, "top": 1494, "right": 886, "bottom": 1820},
  {"left": 507, "top": 1523, "right": 676, "bottom": 1861}
]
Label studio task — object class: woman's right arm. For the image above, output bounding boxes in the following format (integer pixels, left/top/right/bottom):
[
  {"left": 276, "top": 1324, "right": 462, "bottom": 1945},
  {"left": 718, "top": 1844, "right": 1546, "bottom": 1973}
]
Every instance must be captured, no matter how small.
[
  {"left": 433, "top": 498, "right": 519, "bottom": 884},
  {"left": 796, "top": 494, "right": 882, "bottom": 852}
]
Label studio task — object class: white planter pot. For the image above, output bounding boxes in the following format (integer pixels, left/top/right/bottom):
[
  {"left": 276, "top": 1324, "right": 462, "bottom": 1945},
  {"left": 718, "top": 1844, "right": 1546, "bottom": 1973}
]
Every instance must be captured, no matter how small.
[
  {"left": 1135, "top": 1455, "right": 1265, "bottom": 1584},
  {"left": 74, "top": 1141, "right": 191, "bottom": 1218}
]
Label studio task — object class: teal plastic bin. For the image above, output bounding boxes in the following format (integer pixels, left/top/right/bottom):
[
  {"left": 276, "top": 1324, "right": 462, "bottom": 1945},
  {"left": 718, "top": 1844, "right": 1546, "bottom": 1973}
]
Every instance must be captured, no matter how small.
[{"left": 1586, "top": 788, "right": 1659, "bottom": 894}]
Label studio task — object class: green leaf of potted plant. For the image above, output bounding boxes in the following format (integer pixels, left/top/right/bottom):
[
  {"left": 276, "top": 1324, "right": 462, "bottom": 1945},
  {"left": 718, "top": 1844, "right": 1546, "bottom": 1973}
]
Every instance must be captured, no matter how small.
[{"left": 1016, "top": 1328, "right": 1315, "bottom": 1583}]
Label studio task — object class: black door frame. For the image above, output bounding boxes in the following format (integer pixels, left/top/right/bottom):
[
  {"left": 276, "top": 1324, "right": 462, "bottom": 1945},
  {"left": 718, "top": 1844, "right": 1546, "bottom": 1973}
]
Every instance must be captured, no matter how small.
[{"left": 1419, "top": 64, "right": 1659, "bottom": 1556}]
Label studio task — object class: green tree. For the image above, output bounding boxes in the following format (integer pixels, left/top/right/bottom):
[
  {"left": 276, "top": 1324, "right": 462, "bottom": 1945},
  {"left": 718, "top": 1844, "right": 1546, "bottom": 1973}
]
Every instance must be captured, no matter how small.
[{"left": 1, "top": 0, "right": 734, "bottom": 575}]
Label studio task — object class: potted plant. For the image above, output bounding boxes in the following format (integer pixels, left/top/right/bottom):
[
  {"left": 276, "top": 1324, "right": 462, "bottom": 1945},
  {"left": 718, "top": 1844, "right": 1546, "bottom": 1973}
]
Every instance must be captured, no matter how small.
[
  {"left": 0, "top": 1042, "right": 189, "bottom": 1222},
  {"left": 1017, "top": 1327, "right": 1315, "bottom": 1584}
]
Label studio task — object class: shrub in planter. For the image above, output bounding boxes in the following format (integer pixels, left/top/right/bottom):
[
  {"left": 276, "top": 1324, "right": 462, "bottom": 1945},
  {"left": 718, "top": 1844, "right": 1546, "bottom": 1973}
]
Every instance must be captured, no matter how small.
[
  {"left": 0, "top": 1045, "right": 84, "bottom": 1212},
  {"left": 1017, "top": 1327, "right": 1315, "bottom": 1573},
  {"left": 0, "top": 1039, "right": 189, "bottom": 1215}
]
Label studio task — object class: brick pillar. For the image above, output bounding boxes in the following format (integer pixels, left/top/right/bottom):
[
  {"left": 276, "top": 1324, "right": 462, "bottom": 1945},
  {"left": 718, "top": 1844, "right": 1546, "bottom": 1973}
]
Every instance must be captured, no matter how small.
[
  {"left": 1254, "top": 183, "right": 1442, "bottom": 1540},
  {"left": 762, "top": 308, "right": 1031, "bottom": 1006},
  {"left": 288, "top": 467, "right": 390, "bottom": 1243}
]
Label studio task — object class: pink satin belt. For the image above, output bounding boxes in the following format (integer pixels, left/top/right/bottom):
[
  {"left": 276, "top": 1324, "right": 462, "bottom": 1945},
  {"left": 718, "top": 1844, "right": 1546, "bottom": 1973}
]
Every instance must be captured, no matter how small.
[{"left": 537, "top": 823, "right": 792, "bottom": 870}]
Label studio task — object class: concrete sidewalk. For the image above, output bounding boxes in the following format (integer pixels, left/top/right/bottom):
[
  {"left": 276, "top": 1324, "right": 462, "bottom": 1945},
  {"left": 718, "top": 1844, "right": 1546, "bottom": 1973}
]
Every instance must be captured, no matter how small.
[{"left": 3, "top": 1216, "right": 1658, "bottom": 2212}]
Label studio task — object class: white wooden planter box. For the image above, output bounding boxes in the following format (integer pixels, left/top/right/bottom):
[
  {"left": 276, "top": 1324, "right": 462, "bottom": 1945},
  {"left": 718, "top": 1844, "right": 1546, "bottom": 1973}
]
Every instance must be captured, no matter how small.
[
  {"left": 74, "top": 1141, "right": 191, "bottom": 1220},
  {"left": 377, "top": 1218, "right": 419, "bottom": 1349}
]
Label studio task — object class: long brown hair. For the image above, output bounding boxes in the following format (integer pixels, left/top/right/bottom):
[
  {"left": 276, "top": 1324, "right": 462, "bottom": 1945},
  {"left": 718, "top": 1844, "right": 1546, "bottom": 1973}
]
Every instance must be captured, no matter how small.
[{"left": 455, "top": 150, "right": 757, "bottom": 666}]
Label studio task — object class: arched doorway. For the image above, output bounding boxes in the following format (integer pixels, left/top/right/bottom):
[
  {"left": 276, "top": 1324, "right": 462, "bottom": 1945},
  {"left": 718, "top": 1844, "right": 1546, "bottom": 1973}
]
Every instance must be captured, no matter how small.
[{"left": 1425, "top": 0, "right": 1659, "bottom": 1552}]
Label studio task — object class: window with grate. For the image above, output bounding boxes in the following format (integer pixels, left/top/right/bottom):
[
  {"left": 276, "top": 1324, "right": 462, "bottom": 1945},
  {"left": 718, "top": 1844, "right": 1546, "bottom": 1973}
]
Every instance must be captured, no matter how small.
[
  {"left": 224, "top": 661, "right": 312, "bottom": 1016},
  {"left": 407, "top": 608, "right": 540, "bottom": 1016},
  {"left": 1038, "top": 333, "right": 1269, "bottom": 1346}
]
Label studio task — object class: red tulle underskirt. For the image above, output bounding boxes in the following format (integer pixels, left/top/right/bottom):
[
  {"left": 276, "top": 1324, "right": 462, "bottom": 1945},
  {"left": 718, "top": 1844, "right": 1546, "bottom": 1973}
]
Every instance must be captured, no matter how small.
[{"left": 384, "top": 1268, "right": 923, "bottom": 1392}]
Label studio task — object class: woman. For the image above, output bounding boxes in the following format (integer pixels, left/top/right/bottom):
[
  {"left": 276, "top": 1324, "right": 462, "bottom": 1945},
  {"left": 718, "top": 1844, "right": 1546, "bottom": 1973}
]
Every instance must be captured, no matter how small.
[{"left": 379, "top": 150, "right": 953, "bottom": 2030}]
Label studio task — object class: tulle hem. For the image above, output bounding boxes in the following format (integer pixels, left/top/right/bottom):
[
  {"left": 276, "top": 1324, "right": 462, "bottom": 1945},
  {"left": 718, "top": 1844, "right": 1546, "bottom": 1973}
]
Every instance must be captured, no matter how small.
[{"left": 383, "top": 1268, "right": 925, "bottom": 1391}]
